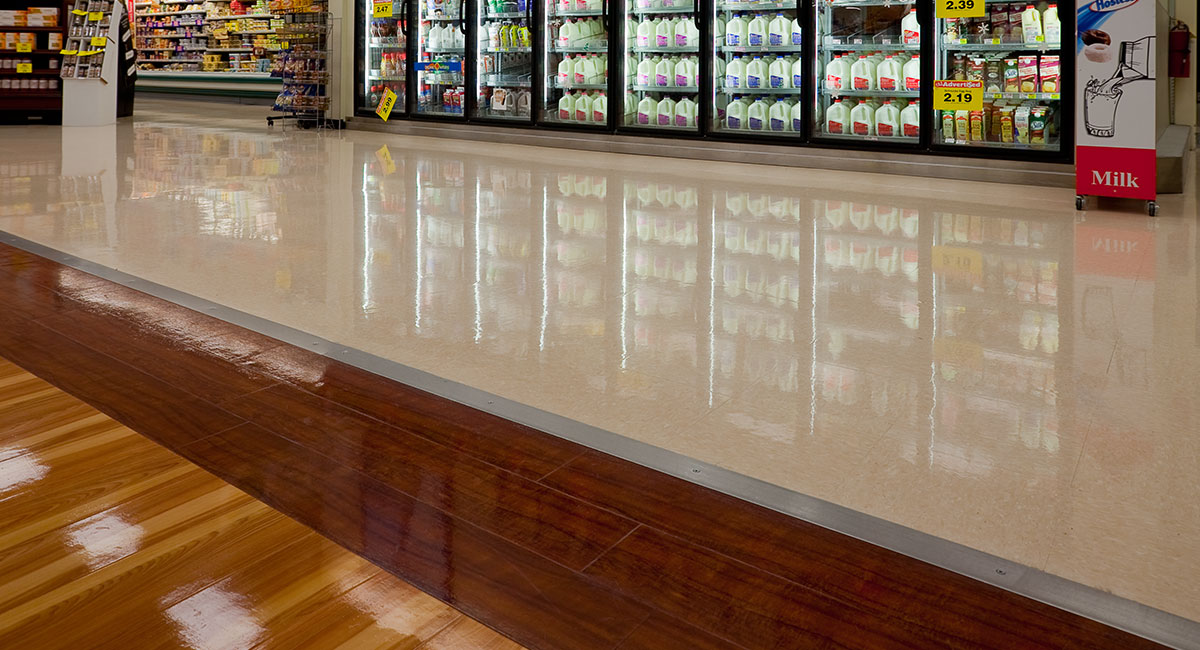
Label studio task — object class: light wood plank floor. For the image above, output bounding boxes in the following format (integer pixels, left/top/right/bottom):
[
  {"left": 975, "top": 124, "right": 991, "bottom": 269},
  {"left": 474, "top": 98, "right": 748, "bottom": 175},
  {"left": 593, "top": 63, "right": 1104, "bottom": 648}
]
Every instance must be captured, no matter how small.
[{"left": 0, "top": 358, "right": 524, "bottom": 650}]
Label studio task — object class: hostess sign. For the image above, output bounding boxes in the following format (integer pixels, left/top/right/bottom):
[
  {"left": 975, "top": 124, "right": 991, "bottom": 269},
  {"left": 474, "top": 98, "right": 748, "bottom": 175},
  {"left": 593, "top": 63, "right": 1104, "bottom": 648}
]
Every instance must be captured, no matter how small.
[{"left": 1075, "top": 0, "right": 1156, "bottom": 200}]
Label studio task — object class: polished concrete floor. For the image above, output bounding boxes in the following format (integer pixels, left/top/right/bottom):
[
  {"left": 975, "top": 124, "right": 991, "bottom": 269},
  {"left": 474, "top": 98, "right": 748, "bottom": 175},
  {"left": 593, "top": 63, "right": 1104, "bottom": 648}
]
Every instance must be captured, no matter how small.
[{"left": 1, "top": 99, "right": 1198, "bottom": 624}]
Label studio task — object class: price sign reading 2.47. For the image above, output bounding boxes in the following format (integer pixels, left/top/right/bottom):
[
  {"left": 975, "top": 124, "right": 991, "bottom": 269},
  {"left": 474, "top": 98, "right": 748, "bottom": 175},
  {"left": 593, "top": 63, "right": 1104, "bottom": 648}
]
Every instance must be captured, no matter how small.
[
  {"left": 937, "top": 0, "right": 985, "bottom": 18},
  {"left": 933, "top": 79, "right": 983, "bottom": 111}
]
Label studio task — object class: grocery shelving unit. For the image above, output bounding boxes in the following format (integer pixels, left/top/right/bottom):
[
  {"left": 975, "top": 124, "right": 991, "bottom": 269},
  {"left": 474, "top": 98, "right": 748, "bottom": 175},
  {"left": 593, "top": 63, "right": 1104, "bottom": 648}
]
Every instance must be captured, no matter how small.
[
  {"left": 0, "top": 0, "right": 68, "bottom": 122},
  {"left": 267, "top": 0, "right": 331, "bottom": 127}
]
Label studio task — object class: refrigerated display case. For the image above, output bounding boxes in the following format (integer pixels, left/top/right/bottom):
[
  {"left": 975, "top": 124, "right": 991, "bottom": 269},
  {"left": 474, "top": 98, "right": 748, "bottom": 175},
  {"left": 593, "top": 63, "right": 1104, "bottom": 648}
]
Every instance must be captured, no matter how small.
[
  {"left": 362, "top": 0, "right": 408, "bottom": 114},
  {"left": 933, "top": 2, "right": 1064, "bottom": 152},
  {"left": 622, "top": 0, "right": 701, "bottom": 132},
  {"left": 417, "top": 0, "right": 466, "bottom": 116},
  {"left": 474, "top": 0, "right": 533, "bottom": 120},
  {"left": 813, "top": 0, "right": 921, "bottom": 143},
  {"left": 546, "top": 0, "right": 610, "bottom": 126},
  {"left": 713, "top": 0, "right": 803, "bottom": 136}
]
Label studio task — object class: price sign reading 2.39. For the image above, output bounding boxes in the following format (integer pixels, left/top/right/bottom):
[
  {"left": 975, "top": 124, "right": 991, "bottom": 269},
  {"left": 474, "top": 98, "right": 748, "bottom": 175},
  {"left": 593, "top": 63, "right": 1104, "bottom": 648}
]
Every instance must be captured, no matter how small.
[
  {"left": 937, "top": 0, "right": 985, "bottom": 19},
  {"left": 933, "top": 79, "right": 983, "bottom": 111}
]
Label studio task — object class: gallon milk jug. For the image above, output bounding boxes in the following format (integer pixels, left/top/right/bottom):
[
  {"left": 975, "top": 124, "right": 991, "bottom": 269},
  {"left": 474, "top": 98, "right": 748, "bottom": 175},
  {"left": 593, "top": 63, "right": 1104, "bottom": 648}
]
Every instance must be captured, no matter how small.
[
  {"left": 558, "top": 55, "right": 575, "bottom": 86},
  {"left": 626, "top": 17, "right": 636, "bottom": 42},
  {"left": 768, "top": 99, "right": 791, "bottom": 131},
  {"left": 656, "top": 56, "right": 674, "bottom": 86},
  {"left": 592, "top": 92, "right": 608, "bottom": 122},
  {"left": 727, "top": 96, "right": 749, "bottom": 129},
  {"left": 790, "top": 17, "right": 802, "bottom": 46},
  {"left": 558, "top": 92, "right": 576, "bottom": 120},
  {"left": 725, "top": 56, "right": 746, "bottom": 89},
  {"left": 675, "top": 96, "right": 697, "bottom": 127},
  {"left": 677, "top": 17, "right": 699, "bottom": 47},
  {"left": 636, "top": 95, "right": 658, "bottom": 124},
  {"left": 748, "top": 98, "right": 768, "bottom": 130},
  {"left": 851, "top": 55, "right": 875, "bottom": 91},
  {"left": 903, "top": 53, "right": 920, "bottom": 90},
  {"left": 637, "top": 56, "right": 656, "bottom": 86},
  {"left": 768, "top": 56, "right": 790, "bottom": 88},
  {"left": 624, "top": 92, "right": 638, "bottom": 124},
  {"left": 726, "top": 14, "right": 747, "bottom": 47},
  {"left": 746, "top": 56, "right": 767, "bottom": 88},
  {"left": 576, "top": 55, "right": 596, "bottom": 85},
  {"left": 747, "top": 14, "right": 767, "bottom": 47},
  {"left": 791, "top": 99, "right": 804, "bottom": 132},
  {"left": 825, "top": 54, "right": 847, "bottom": 90},
  {"left": 1021, "top": 5, "right": 1042, "bottom": 43},
  {"left": 656, "top": 18, "right": 673, "bottom": 46},
  {"left": 675, "top": 57, "right": 695, "bottom": 87},
  {"left": 874, "top": 102, "right": 900, "bottom": 137},
  {"left": 1042, "top": 4, "right": 1060, "bottom": 45},
  {"left": 850, "top": 100, "right": 875, "bottom": 136},
  {"left": 637, "top": 18, "right": 655, "bottom": 47},
  {"left": 877, "top": 55, "right": 901, "bottom": 91},
  {"left": 575, "top": 91, "right": 594, "bottom": 122},
  {"left": 656, "top": 96, "right": 676, "bottom": 126},
  {"left": 792, "top": 55, "right": 804, "bottom": 89},
  {"left": 768, "top": 14, "right": 789, "bottom": 46},
  {"left": 900, "top": 99, "right": 919, "bottom": 137},
  {"left": 826, "top": 99, "right": 849, "bottom": 134},
  {"left": 558, "top": 20, "right": 576, "bottom": 47},
  {"left": 715, "top": 16, "right": 725, "bottom": 43},
  {"left": 901, "top": 8, "right": 919, "bottom": 44},
  {"left": 715, "top": 56, "right": 726, "bottom": 86}
]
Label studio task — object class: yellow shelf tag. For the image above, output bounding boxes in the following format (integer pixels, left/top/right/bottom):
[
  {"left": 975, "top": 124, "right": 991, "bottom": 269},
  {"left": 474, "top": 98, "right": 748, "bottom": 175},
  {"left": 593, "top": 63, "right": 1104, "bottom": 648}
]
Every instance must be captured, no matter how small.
[
  {"left": 60, "top": 49, "right": 78, "bottom": 55},
  {"left": 88, "top": 11, "right": 103, "bottom": 20},
  {"left": 16, "top": 42, "right": 32, "bottom": 53},
  {"left": 933, "top": 79, "right": 983, "bottom": 111},
  {"left": 375, "top": 144, "right": 396, "bottom": 175},
  {"left": 375, "top": 87, "right": 397, "bottom": 122},
  {"left": 372, "top": 1, "right": 393, "bottom": 18},
  {"left": 16, "top": 63, "right": 33, "bottom": 73},
  {"left": 77, "top": 49, "right": 99, "bottom": 56},
  {"left": 71, "top": 8, "right": 88, "bottom": 15},
  {"left": 938, "top": 0, "right": 985, "bottom": 19},
  {"left": 91, "top": 36, "right": 107, "bottom": 47}
]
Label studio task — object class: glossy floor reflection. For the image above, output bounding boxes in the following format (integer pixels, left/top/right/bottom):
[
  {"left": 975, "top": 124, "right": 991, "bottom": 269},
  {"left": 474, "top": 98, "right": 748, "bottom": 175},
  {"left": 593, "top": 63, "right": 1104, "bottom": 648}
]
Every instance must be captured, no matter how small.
[{"left": 1, "top": 99, "right": 1198, "bottom": 623}]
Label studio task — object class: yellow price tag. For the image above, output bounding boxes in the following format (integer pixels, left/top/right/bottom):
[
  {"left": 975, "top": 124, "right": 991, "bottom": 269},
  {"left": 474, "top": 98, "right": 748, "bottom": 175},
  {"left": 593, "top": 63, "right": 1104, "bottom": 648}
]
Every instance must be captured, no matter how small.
[
  {"left": 77, "top": 49, "right": 99, "bottom": 56},
  {"left": 933, "top": 79, "right": 983, "bottom": 111},
  {"left": 60, "top": 49, "right": 78, "bottom": 55},
  {"left": 16, "top": 42, "right": 32, "bottom": 53},
  {"left": 71, "top": 8, "right": 87, "bottom": 15},
  {"left": 91, "top": 36, "right": 107, "bottom": 47},
  {"left": 932, "top": 245, "right": 983, "bottom": 279},
  {"left": 937, "top": 0, "right": 985, "bottom": 19},
  {"left": 375, "top": 144, "right": 396, "bottom": 175},
  {"left": 88, "top": 11, "right": 103, "bottom": 20},
  {"left": 375, "top": 87, "right": 397, "bottom": 121},
  {"left": 372, "top": 1, "right": 393, "bottom": 18},
  {"left": 280, "top": 41, "right": 288, "bottom": 49},
  {"left": 16, "top": 63, "right": 33, "bottom": 73}
]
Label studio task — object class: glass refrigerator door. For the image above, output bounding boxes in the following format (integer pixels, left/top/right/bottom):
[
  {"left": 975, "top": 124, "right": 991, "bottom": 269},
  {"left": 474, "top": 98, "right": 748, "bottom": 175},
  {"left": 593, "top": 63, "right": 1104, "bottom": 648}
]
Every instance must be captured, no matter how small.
[
  {"left": 417, "top": 0, "right": 467, "bottom": 116},
  {"left": 713, "top": 0, "right": 803, "bottom": 136},
  {"left": 475, "top": 0, "right": 534, "bottom": 120},
  {"left": 814, "top": 0, "right": 921, "bottom": 143},
  {"left": 363, "top": 0, "right": 408, "bottom": 114},
  {"left": 622, "top": 0, "right": 700, "bottom": 132},
  {"left": 934, "top": 3, "right": 1063, "bottom": 152},
  {"left": 546, "top": 0, "right": 609, "bottom": 126}
]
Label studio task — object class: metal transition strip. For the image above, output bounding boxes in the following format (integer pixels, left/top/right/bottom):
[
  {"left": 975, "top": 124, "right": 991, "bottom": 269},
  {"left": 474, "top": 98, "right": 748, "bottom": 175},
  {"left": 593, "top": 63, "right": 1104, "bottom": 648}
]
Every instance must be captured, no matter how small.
[{"left": 3, "top": 230, "right": 1196, "bottom": 650}]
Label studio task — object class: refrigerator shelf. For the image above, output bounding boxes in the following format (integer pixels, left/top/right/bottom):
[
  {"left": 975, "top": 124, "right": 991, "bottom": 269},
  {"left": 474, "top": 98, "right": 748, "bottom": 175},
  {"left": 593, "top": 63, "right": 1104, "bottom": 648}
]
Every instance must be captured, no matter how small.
[
  {"left": 426, "top": 47, "right": 465, "bottom": 54},
  {"left": 370, "top": 37, "right": 403, "bottom": 45},
  {"left": 368, "top": 74, "right": 406, "bottom": 81},
  {"left": 485, "top": 11, "right": 529, "bottom": 18},
  {"left": 423, "top": 78, "right": 465, "bottom": 85},
  {"left": 556, "top": 82, "right": 607, "bottom": 89},
  {"left": 983, "top": 91, "right": 1060, "bottom": 101},
  {"left": 417, "top": 109, "right": 463, "bottom": 116},
  {"left": 719, "top": 45, "right": 802, "bottom": 54},
  {"left": 483, "top": 75, "right": 532, "bottom": 86},
  {"left": 625, "top": 122, "right": 697, "bottom": 130},
  {"left": 555, "top": 8, "right": 603, "bottom": 15},
  {"left": 827, "top": 0, "right": 914, "bottom": 7},
  {"left": 821, "top": 88, "right": 919, "bottom": 97},
  {"left": 942, "top": 40, "right": 1058, "bottom": 53},
  {"left": 938, "top": 138, "right": 1060, "bottom": 150},
  {"left": 544, "top": 115, "right": 608, "bottom": 125},
  {"left": 721, "top": 86, "right": 803, "bottom": 95},
  {"left": 631, "top": 85, "right": 699, "bottom": 92},
  {"left": 716, "top": 1, "right": 796, "bottom": 9},
  {"left": 483, "top": 46, "right": 532, "bottom": 53},
  {"left": 823, "top": 41, "right": 919, "bottom": 51},
  {"left": 630, "top": 6, "right": 696, "bottom": 14},
  {"left": 370, "top": 44, "right": 406, "bottom": 50},
  {"left": 818, "top": 132, "right": 919, "bottom": 143},
  {"left": 479, "top": 111, "right": 530, "bottom": 120},
  {"left": 631, "top": 45, "right": 697, "bottom": 53},
  {"left": 553, "top": 43, "right": 608, "bottom": 52},
  {"left": 424, "top": 16, "right": 461, "bottom": 21}
]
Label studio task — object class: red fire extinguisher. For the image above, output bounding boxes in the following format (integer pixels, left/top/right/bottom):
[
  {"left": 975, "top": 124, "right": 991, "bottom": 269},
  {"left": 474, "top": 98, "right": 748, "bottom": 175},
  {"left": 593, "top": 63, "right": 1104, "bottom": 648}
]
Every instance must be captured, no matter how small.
[{"left": 1169, "top": 21, "right": 1192, "bottom": 78}]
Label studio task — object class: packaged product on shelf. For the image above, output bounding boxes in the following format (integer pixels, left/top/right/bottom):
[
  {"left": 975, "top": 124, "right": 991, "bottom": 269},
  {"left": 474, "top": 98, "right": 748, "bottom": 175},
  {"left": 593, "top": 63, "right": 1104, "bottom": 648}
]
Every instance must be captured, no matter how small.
[
  {"left": 1003, "top": 57, "right": 1019, "bottom": 91},
  {"left": 954, "top": 110, "right": 969, "bottom": 141},
  {"left": 1013, "top": 104, "right": 1030, "bottom": 143},
  {"left": 966, "top": 56, "right": 984, "bottom": 82},
  {"left": 1039, "top": 55, "right": 1059, "bottom": 93},
  {"left": 941, "top": 111, "right": 954, "bottom": 141},
  {"left": 985, "top": 59, "right": 1002, "bottom": 92},
  {"left": 990, "top": 4, "right": 1008, "bottom": 38},
  {"left": 903, "top": 54, "right": 919, "bottom": 90},
  {"left": 1017, "top": 55, "right": 1037, "bottom": 92},
  {"left": 969, "top": 110, "right": 985, "bottom": 141},
  {"left": 1029, "top": 106, "right": 1048, "bottom": 144},
  {"left": 952, "top": 53, "right": 966, "bottom": 80}
]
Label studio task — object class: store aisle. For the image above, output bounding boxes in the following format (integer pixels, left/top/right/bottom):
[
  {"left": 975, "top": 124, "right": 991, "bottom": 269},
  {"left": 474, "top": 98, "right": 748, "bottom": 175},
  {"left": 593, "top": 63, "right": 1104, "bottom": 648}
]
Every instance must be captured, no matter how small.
[
  {"left": 0, "top": 357, "right": 524, "bottom": 649},
  {"left": 0, "top": 109, "right": 1197, "bottom": 637}
]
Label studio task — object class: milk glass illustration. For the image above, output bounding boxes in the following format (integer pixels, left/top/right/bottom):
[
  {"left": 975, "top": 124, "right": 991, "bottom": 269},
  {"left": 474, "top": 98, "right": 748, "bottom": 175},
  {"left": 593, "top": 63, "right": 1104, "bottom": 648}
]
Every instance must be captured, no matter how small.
[{"left": 1084, "top": 36, "right": 1155, "bottom": 137}]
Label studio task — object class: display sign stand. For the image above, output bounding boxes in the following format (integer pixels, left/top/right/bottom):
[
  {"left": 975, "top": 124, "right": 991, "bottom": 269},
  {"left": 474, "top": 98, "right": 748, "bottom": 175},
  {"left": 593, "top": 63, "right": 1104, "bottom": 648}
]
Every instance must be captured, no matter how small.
[
  {"left": 60, "top": 0, "right": 125, "bottom": 127},
  {"left": 1074, "top": 0, "right": 1158, "bottom": 216}
]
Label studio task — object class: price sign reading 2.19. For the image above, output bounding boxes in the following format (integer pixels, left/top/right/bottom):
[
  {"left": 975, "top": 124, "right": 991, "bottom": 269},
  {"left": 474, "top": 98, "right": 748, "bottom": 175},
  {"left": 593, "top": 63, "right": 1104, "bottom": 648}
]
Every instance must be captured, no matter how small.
[
  {"left": 937, "top": 0, "right": 985, "bottom": 18},
  {"left": 933, "top": 79, "right": 983, "bottom": 111}
]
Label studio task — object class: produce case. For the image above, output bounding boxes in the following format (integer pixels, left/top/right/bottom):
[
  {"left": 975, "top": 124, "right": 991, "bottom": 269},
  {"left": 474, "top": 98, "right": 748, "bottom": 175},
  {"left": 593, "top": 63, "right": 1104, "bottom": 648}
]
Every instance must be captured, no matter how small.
[{"left": 352, "top": 0, "right": 1073, "bottom": 164}]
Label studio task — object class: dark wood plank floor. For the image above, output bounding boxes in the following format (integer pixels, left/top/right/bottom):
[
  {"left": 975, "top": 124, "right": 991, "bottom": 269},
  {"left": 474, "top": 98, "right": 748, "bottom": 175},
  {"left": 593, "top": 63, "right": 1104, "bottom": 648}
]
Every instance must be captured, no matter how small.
[{"left": 0, "top": 241, "right": 1166, "bottom": 650}]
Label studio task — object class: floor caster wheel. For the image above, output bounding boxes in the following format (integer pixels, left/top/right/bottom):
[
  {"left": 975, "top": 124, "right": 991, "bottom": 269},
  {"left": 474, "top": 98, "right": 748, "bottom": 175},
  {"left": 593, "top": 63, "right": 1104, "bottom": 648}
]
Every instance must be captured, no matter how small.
[
  {"left": 1075, "top": 195, "right": 1086, "bottom": 211},
  {"left": 1147, "top": 201, "right": 1158, "bottom": 217}
]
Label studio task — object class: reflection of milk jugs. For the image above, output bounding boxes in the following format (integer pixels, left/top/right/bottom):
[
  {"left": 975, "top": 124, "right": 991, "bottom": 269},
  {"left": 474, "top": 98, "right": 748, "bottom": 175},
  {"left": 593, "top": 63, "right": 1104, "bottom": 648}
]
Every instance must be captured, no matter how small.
[
  {"left": 901, "top": 8, "right": 919, "bottom": 44},
  {"left": 826, "top": 98, "right": 849, "bottom": 134},
  {"left": 851, "top": 55, "right": 875, "bottom": 91},
  {"left": 558, "top": 91, "right": 577, "bottom": 120},
  {"left": 875, "top": 102, "right": 900, "bottom": 137},
  {"left": 792, "top": 100, "right": 805, "bottom": 132},
  {"left": 747, "top": 14, "right": 767, "bottom": 46},
  {"left": 900, "top": 99, "right": 919, "bottom": 137},
  {"left": 714, "top": 57, "right": 726, "bottom": 87},
  {"left": 903, "top": 53, "right": 920, "bottom": 90},
  {"left": 626, "top": 17, "right": 636, "bottom": 42},
  {"left": 767, "top": 14, "right": 789, "bottom": 46},
  {"left": 636, "top": 95, "right": 657, "bottom": 125},
  {"left": 726, "top": 96, "right": 749, "bottom": 130},
  {"left": 725, "top": 56, "right": 746, "bottom": 89},
  {"left": 768, "top": 56, "right": 790, "bottom": 88},
  {"left": 748, "top": 98, "right": 768, "bottom": 130},
  {"left": 769, "top": 98, "right": 793, "bottom": 131},
  {"left": 637, "top": 18, "right": 656, "bottom": 47},
  {"left": 876, "top": 55, "right": 901, "bottom": 91},
  {"left": 675, "top": 96, "right": 697, "bottom": 127},
  {"left": 575, "top": 91, "right": 594, "bottom": 122},
  {"left": 746, "top": 56, "right": 767, "bottom": 89},
  {"left": 657, "top": 96, "right": 676, "bottom": 126},
  {"left": 592, "top": 92, "right": 607, "bottom": 122},
  {"left": 791, "top": 17, "right": 802, "bottom": 46},
  {"left": 656, "top": 18, "right": 674, "bottom": 47},
  {"left": 637, "top": 56, "right": 656, "bottom": 86},
  {"left": 624, "top": 92, "right": 637, "bottom": 124},
  {"left": 851, "top": 100, "right": 875, "bottom": 136},
  {"left": 725, "top": 14, "right": 748, "bottom": 46},
  {"left": 674, "top": 17, "right": 698, "bottom": 47}
]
